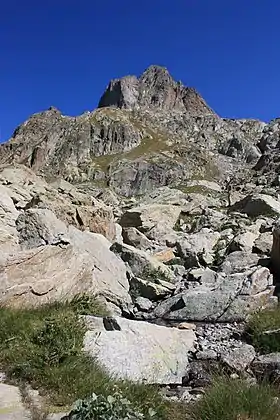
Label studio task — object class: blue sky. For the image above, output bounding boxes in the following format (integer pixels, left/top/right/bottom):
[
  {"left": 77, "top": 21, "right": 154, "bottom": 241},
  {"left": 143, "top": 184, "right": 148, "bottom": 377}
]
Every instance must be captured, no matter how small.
[{"left": 0, "top": 0, "right": 279, "bottom": 141}]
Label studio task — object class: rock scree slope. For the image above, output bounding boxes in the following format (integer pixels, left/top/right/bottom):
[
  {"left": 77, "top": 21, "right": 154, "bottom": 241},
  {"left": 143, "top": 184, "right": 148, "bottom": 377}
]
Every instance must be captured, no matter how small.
[{"left": 1, "top": 65, "right": 280, "bottom": 417}]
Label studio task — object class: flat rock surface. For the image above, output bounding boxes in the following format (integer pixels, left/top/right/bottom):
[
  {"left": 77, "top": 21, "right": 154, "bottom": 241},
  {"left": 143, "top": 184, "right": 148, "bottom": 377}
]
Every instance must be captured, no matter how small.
[
  {"left": 0, "top": 384, "right": 31, "bottom": 420},
  {"left": 83, "top": 316, "right": 195, "bottom": 384}
]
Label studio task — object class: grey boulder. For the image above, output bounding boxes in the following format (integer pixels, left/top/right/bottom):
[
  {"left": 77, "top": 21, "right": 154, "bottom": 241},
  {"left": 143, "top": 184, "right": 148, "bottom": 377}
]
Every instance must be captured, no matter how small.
[
  {"left": 83, "top": 316, "right": 195, "bottom": 384},
  {"left": 231, "top": 194, "right": 280, "bottom": 217}
]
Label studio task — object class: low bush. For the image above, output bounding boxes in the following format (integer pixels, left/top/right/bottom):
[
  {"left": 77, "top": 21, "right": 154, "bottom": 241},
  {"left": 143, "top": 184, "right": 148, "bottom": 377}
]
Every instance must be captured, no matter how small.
[
  {"left": 69, "top": 390, "right": 157, "bottom": 420},
  {"left": 189, "top": 376, "right": 280, "bottom": 420},
  {"left": 246, "top": 307, "right": 280, "bottom": 353}
]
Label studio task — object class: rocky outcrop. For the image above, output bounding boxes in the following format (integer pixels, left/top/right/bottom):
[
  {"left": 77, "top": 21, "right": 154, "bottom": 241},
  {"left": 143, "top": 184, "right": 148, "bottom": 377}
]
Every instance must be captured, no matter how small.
[
  {"left": 0, "top": 165, "right": 116, "bottom": 241},
  {"left": 0, "top": 165, "right": 132, "bottom": 311},
  {"left": 0, "top": 108, "right": 146, "bottom": 180}
]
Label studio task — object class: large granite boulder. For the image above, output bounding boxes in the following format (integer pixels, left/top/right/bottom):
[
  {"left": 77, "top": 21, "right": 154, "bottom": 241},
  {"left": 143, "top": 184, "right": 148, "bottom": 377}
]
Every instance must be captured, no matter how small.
[
  {"left": 0, "top": 210, "right": 131, "bottom": 310},
  {"left": 83, "top": 316, "right": 196, "bottom": 384}
]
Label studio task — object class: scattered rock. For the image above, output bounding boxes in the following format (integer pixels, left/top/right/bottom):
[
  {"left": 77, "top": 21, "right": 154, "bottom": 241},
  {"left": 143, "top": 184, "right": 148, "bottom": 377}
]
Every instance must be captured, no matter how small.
[
  {"left": 252, "top": 353, "right": 280, "bottom": 383},
  {"left": 220, "top": 251, "right": 261, "bottom": 275},
  {"left": 253, "top": 231, "right": 272, "bottom": 255},
  {"left": 228, "top": 231, "right": 259, "bottom": 253},
  {"left": 183, "top": 361, "right": 214, "bottom": 388},
  {"left": 220, "top": 343, "right": 256, "bottom": 372},
  {"left": 122, "top": 227, "right": 153, "bottom": 250},
  {"left": 16, "top": 208, "right": 69, "bottom": 249},
  {"left": 130, "top": 277, "right": 175, "bottom": 301},
  {"left": 153, "top": 270, "right": 274, "bottom": 322},
  {"left": 176, "top": 229, "right": 220, "bottom": 268},
  {"left": 120, "top": 204, "right": 181, "bottom": 237},
  {"left": 110, "top": 242, "right": 173, "bottom": 280},
  {"left": 153, "top": 248, "right": 175, "bottom": 263},
  {"left": 135, "top": 296, "right": 154, "bottom": 312}
]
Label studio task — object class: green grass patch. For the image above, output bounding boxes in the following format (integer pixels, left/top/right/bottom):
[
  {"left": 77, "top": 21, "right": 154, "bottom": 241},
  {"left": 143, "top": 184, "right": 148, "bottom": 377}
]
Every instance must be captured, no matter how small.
[
  {"left": 246, "top": 307, "right": 280, "bottom": 353},
  {"left": 90, "top": 134, "right": 170, "bottom": 174},
  {"left": 189, "top": 377, "right": 280, "bottom": 420},
  {"left": 0, "top": 296, "right": 179, "bottom": 419},
  {"left": 0, "top": 296, "right": 109, "bottom": 405}
]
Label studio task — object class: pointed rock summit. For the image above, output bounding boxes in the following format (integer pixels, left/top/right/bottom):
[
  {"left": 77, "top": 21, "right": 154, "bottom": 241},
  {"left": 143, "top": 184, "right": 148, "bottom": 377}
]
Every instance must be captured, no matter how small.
[{"left": 98, "top": 65, "right": 215, "bottom": 115}]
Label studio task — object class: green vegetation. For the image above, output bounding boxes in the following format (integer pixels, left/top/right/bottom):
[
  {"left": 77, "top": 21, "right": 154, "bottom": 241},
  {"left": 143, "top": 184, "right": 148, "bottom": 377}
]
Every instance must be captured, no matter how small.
[
  {"left": 70, "top": 294, "right": 110, "bottom": 317},
  {"left": 90, "top": 134, "right": 170, "bottom": 174},
  {"left": 70, "top": 390, "right": 157, "bottom": 420},
  {"left": 0, "top": 297, "right": 109, "bottom": 406},
  {"left": 0, "top": 296, "right": 176, "bottom": 418},
  {"left": 246, "top": 307, "right": 280, "bottom": 353},
  {"left": 189, "top": 377, "right": 280, "bottom": 420}
]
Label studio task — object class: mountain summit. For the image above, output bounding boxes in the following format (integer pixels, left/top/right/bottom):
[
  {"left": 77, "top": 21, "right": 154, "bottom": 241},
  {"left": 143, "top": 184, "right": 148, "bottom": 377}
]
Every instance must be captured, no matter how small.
[{"left": 98, "top": 65, "right": 215, "bottom": 115}]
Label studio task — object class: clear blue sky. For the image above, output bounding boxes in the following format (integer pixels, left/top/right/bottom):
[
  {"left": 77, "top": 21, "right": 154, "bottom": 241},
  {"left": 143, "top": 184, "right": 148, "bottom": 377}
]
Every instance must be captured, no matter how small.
[{"left": 1, "top": 0, "right": 279, "bottom": 142}]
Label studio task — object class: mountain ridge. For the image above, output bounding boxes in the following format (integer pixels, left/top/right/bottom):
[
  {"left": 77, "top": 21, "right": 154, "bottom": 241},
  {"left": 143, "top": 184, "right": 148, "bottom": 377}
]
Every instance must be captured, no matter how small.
[{"left": 0, "top": 65, "right": 277, "bottom": 197}]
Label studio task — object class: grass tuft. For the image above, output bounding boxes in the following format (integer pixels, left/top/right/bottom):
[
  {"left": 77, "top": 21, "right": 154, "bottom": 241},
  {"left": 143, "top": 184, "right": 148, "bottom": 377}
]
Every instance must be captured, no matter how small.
[
  {"left": 189, "top": 376, "right": 280, "bottom": 420},
  {"left": 246, "top": 307, "right": 280, "bottom": 353}
]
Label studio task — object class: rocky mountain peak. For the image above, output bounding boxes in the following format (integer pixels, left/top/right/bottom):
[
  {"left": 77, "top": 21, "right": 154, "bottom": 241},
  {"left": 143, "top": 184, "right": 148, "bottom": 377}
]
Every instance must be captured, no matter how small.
[{"left": 98, "top": 65, "right": 215, "bottom": 116}]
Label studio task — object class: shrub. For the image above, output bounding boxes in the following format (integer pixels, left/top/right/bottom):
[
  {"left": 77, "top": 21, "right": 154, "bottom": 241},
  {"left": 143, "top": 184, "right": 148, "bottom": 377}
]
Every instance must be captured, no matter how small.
[
  {"left": 189, "top": 377, "right": 280, "bottom": 420},
  {"left": 246, "top": 307, "right": 280, "bottom": 353},
  {"left": 69, "top": 390, "right": 157, "bottom": 420}
]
